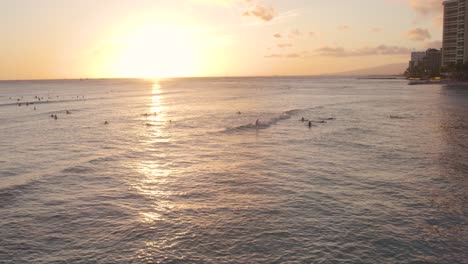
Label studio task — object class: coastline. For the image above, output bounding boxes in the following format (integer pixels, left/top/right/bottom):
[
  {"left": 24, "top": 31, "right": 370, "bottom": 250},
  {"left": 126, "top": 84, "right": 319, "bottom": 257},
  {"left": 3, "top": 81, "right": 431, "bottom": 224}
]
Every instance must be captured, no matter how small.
[{"left": 408, "top": 79, "right": 468, "bottom": 86}]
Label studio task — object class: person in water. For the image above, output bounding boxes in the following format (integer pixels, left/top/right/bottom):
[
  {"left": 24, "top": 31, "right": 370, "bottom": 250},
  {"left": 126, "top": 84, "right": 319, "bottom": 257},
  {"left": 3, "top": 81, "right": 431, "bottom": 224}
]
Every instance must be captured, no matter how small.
[
  {"left": 255, "top": 119, "right": 260, "bottom": 128},
  {"left": 301, "top": 117, "right": 305, "bottom": 122},
  {"left": 308, "top": 121, "right": 312, "bottom": 128}
]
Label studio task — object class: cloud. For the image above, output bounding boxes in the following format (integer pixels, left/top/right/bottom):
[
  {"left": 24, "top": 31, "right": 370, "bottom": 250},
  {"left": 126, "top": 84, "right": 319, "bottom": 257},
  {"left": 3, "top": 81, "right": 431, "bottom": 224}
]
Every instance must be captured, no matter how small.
[
  {"left": 264, "top": 53, "right": 303, "bottom": 59},
  {"left": 316, "top": 46, "right": 347, "bottom": 56},
  {"left": 193, "top": 0, "right": 277, "bottom": 22},
  {"left": 409, "top": 0, "right": 442, "bottom": 15},
  {"left": 337, "top": 25, "right": 351, "bottom": 31},
  {"left": 407, "top": 0, "right": 443, "bottom": 27},
  {"left": 407, "top": 28, "right": 431, "bottom": 41},
  {"left": 264, "top": 54, "right": 283, "bottom": 58},
  {"left": 286, "top": 53, "right": 300, "bottom": 58},
  {"left": 371, "top": 27, "right": 382, "bottom": 33},
  {"left": 290, "top": 29, "right": 302, "bottom": 37},
  {"left": 273, "top": 33, "right": 282, "bottom": 38},
  {"left": 277, "top": 43, "right": 293, "bottom": 48},
  {"left": 425, "top": 40, "right": 442, "bottom": 49},
  {"left": 243, "top": 4, "right": 276, "bottom": 21},
  {"left": 308, "top": 32, "right": 316, "bottom": 37},
  {"left": 190, "top": 0, "right": 232, "bottom": 5},
  {"left": 316, "top": 45, "right": 412, "bottom": 57}
]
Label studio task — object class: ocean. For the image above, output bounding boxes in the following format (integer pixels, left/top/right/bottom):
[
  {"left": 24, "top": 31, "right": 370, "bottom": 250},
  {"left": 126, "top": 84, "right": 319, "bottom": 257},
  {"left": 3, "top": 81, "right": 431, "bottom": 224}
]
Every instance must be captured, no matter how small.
[{"left": 0, "top": 77, "right": 467, "bottom": 263}]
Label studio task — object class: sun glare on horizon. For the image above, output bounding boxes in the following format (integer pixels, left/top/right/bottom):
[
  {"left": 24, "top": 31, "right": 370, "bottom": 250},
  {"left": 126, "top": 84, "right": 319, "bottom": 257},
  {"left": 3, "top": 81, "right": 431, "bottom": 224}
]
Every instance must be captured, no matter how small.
[{"left": 106, "top": 24, "right": 201, "bottom": 79}]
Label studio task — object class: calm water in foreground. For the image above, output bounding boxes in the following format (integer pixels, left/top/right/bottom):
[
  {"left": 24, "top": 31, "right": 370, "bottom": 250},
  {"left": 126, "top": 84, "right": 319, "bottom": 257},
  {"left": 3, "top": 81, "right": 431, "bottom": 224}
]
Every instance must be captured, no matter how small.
[{"left": 0, "top": 77, "right": 467, "bottom": 263}]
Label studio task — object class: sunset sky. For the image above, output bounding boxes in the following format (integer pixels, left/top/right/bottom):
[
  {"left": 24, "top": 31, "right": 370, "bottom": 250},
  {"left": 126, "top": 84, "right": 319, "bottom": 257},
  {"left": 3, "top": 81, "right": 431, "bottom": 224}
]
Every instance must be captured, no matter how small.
[{"left": 0, "top": 0, "right": 443, "bottom": 80}]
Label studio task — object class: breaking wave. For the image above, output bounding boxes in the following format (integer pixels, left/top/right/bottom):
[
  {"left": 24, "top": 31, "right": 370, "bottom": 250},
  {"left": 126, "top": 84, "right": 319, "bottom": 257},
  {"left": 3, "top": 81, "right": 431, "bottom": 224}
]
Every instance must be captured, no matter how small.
[{"left": 223, "top": 108, "right": 308, "bottom": 133}]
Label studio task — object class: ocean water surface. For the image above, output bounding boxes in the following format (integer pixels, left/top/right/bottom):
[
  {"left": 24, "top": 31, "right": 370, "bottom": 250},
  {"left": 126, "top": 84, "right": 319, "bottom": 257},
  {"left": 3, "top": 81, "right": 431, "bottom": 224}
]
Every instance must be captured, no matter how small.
[{"left": 0, "top": 77, "right": 467, "bottom": 263}]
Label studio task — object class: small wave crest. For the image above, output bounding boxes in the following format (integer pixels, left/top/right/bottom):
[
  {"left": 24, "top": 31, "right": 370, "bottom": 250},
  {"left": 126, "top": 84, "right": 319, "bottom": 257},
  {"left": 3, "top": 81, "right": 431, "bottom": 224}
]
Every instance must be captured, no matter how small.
[
  {"left": 223, "top": 108, "right": 307, "bottom": 133},
  {"left": 62, "top": 165, "right": 95, "bottom": 174}
]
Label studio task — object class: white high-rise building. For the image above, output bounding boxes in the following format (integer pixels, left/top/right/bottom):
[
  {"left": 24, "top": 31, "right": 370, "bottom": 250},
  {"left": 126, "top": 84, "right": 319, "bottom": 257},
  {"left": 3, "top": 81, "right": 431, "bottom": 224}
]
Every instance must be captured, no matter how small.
[{"left": 442, "top": 0, "right": 468, "bottom": 66}]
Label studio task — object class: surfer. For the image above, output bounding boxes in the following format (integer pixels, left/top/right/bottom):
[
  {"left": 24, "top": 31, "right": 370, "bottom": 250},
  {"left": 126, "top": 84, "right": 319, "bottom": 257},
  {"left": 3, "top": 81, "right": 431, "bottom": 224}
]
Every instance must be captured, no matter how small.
[
  {"left": 301, "top": 117, "right": 305, "bottom": 122},
  {"left": 308, "top": 121, "right": 312, "bottom": 128},
  {"left": 255, "top": 119, "right": 260, "bottom": 128}
]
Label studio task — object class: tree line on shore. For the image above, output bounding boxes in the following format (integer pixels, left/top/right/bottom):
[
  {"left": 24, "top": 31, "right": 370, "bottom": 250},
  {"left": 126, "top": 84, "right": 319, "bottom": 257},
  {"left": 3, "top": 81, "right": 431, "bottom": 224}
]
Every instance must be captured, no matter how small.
[{"left": 405, "top": 62, "right": 468, "bottom": 81}]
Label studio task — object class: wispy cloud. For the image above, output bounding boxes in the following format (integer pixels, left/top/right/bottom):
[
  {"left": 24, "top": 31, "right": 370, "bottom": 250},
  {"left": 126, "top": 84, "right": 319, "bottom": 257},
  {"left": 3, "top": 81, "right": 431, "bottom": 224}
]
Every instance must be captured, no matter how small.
[
  {"left": 289, "top": 29, "right": 302, "bottom": 38},
  {"left": 264, "top": 54, "right": 283, "bottom": 58},
  {"left": 277, "top": 43, "right": 293, "bottom": 48},
  {"left": 316, "top": 45, "right": 412, "bottom": 57},
  {"left": 406, "top": 28, "right": 431, "bottom": 41},
  {"left": 243, "top": 4, "right": 276, "bottom": 22},
  {"left": 407, "top": 0, "right": 443, "bottom": 27},
  {"left": 192, "top": 0, "right": 277, "bottom": 22},
  {"left": 264, "top": 52, "right": 303, "bottom": 59},
  {"left": 273, "top": 33, "right": 282, "bottom": 38},
  {"left": 409, "top": 0, "right": 442, "bottom": 15},
  {"left": 286, "top": 53, "right": 301, "bottom": 58},
  {"left": 337, "top": 25, "right": 351, "bottom": 31},
  {"left": 425, "top": 40, "right": 442, "bottom": 49}
]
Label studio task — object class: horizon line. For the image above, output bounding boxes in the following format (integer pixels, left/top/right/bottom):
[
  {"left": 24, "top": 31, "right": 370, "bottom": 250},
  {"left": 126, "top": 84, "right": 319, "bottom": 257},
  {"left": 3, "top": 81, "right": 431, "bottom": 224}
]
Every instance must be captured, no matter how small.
[{"left": 0, "top": 73, "right": 404, "bottom": 82}]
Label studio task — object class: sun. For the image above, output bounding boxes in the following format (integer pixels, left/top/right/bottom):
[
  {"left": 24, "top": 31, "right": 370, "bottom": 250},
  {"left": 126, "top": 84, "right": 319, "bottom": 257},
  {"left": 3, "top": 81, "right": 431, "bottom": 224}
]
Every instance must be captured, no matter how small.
[{"left": 110, "top": 24, "right": 200, "bottom": 78}]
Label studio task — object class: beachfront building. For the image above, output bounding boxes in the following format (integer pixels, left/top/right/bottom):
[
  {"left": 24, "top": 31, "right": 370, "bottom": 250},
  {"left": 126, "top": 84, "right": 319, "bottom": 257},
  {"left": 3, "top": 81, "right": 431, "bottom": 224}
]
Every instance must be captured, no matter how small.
[
  {"left": 406, "top": 49, "right": 442, "bottom": 77},
  {"left": 409, "top": 52, "right": 427, "bottom": 68},
  {"left": 424, "top": 49, "right": 442, "bottom": 74},
  {"left": 442, "top": 0, "right": 468, "bottom": 66}
]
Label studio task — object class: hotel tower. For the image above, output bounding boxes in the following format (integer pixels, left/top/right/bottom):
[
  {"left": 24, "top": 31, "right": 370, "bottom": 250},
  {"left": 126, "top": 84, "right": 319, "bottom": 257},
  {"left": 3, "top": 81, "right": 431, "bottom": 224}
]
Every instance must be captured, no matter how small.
[{"left": 442, "top": 0, "right": 468, "bottom": 66}]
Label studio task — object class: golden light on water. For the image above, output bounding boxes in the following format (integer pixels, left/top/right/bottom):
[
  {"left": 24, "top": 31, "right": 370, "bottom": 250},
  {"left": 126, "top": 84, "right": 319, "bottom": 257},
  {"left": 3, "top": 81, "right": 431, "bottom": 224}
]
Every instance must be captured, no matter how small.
[
  {"left": 133, "top": 160, "right": 174, "bottom": 224},
  {"left": 140, "top": 212, "right": 162, "bottom": 224},
  {"left": 132, "top": 80, "right": 173, "bottom": 224},
  {"left": 150, "top": 81, "right": 164, "bottom": 121}
]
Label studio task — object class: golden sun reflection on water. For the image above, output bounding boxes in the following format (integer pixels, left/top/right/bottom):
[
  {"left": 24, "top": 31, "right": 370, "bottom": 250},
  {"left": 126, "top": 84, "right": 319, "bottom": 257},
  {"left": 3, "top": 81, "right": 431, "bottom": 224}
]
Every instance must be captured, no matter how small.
[
  {"left": 141, "top": 80, "right": 169, "bottom": 139},
  {"left": 133, "top": 80, "right": 174, "bottom": 225},
  {"left": 133, "top": 161, "right": 174, "bottom": 224},
  {"left": 149, "top": 81, "right": 164, "bottom": 122},
  {"left": 140, "top": 212, "right": 162, "bottom": 224}
]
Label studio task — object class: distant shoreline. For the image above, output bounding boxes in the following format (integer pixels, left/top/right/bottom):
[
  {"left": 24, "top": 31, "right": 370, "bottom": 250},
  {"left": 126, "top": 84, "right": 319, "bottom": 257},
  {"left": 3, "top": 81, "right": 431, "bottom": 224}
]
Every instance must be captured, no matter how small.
[
  {"left": 357, "top": 76, "right": 404, "bottom": 80},
  {"left": 408, "top": 79, "right": 468, "bottom": 86},
  {"left": 0, "top": 75, "right": 405, "bottom": 82}
]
